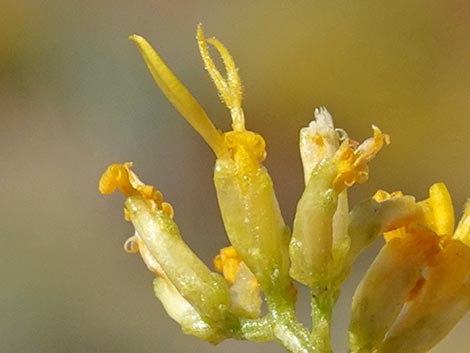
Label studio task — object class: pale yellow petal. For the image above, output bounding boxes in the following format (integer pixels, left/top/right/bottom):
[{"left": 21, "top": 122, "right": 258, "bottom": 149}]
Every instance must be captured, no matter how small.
[{"left": 419, "top": 183, "right": 454, "bottom": 236}]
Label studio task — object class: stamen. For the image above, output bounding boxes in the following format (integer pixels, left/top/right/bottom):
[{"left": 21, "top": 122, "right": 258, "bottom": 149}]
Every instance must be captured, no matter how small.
[
  {"left": 333, "top": 126, "right": 389, "bottom": 191},
  {"left": 197, "top": 25, "right": 245, "bottom": 132}
]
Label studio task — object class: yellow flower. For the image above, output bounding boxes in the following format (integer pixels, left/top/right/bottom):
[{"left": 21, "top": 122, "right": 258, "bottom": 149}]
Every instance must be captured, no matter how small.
[
  {"left": 130, "top": 25, "right": 292, "bottom": 299},
  {"left": 214, "top": 246, "right": 262, "bottom": 318},
  {"left": 99, "top": 162, "right": 233, "bottom": 342},
  {"left": 100, "top": 24, "right": 470, "bottom": 353},
  {"left": 290, "top": 112, "right": 390, "bottom": 289},
  {"left": 350, "top": 183, "right": 470, "bottom": 353}
]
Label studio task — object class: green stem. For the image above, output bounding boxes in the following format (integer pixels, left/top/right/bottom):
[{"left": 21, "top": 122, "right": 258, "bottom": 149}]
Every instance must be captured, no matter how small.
[
  {"left": 267, "top": 296, "right": 316, "bottom": 353},
  {"left": 310, "top": 288, "right": 339, "bottom": 353},
  {"left": 239, "top": 316, "right": 274, "bottom": 342}
]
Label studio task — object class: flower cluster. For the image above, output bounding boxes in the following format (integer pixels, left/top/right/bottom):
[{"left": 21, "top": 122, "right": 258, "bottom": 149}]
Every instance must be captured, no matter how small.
[{"left": 100, "top": 26, "right": 470, "bottom": 353}]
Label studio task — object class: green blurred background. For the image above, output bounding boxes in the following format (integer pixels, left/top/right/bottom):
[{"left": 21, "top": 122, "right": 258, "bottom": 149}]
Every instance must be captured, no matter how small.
[{"left": 1, "top": 1, "right": 469, "bottom": 352}]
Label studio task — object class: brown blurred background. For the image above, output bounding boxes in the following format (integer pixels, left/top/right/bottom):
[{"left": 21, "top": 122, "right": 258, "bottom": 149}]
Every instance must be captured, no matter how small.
[{"left": 1, "top": 1, "right": 469, "bottom": 352}]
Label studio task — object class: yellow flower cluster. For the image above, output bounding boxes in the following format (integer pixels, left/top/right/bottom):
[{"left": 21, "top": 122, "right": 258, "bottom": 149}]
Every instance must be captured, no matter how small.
[{"left": 100, "top": 26, "right": 470, "bottom": 353}]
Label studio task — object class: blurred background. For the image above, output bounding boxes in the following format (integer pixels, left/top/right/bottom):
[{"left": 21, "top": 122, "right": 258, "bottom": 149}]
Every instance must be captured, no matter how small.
[{"left": 1, "top": 1, "right": 469, "bottom": 352}]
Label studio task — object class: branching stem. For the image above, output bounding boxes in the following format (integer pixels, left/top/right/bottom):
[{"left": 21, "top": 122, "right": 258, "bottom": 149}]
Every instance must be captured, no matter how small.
[{"left": 310, "top": 288, "right": 339, "bottom": 353}]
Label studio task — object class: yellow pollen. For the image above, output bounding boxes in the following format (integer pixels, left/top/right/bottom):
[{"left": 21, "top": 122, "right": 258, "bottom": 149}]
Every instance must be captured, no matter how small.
[
  {"left": 213, "top": 246, "right": 242, "bottom": 285},
  {"left": 314, "top": 135, "right": 325, "bottom": 147},
  {"left": 224, "top": 131, "right": 267, "bottom": 167},
  {"left": 373, "top": 190, "right": 404, "bottom": 202}
]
